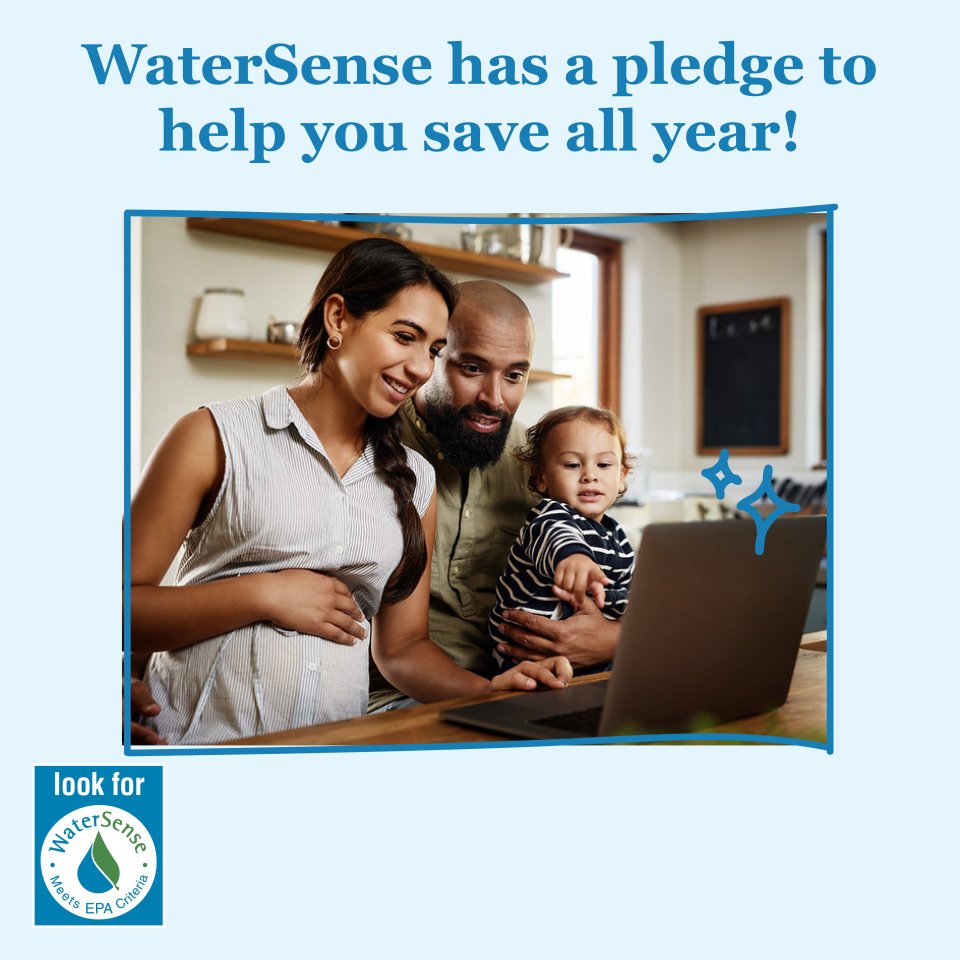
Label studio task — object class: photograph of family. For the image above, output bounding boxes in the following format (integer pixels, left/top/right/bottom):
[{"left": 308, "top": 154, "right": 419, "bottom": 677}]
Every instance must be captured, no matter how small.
[{"left": 125, "top": 212, "right": 829, "bottom": 750}]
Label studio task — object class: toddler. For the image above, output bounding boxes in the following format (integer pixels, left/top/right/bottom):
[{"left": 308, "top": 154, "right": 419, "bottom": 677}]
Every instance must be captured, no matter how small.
[{"left": 489, "top": 406, "right": 635, "bottom": 669}]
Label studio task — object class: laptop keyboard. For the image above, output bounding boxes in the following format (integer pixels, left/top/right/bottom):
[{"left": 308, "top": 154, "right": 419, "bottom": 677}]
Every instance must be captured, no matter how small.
[{"left": 533, "top": 705, "right": 603, "bottom": 736}]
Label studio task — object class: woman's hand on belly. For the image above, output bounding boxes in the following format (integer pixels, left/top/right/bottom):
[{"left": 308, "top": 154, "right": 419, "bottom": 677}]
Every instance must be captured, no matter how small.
[{"left": 262, "top": 569, "right": 367, "bottom": 644}]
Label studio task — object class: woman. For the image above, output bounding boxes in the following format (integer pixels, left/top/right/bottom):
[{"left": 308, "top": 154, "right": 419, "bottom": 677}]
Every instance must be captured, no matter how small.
[{"left": 132, "top": 238, "right": 571, "bottom": 744}]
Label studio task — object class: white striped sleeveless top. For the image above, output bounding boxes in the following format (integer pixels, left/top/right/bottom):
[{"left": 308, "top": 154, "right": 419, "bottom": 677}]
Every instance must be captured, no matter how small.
[{"left": 145, "top": 386, "right": 435, "bottom": 744}]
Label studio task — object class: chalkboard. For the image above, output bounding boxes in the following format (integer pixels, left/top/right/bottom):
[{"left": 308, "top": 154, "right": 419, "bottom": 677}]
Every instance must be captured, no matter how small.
[{"left": 697, "top": 298, "right": 790, "bottom": 455}]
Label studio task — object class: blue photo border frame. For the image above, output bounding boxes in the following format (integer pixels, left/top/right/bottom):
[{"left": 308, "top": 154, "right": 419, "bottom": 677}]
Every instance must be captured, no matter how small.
[{"left": 123, "top": 205, "right": 835, "bottom": 756}]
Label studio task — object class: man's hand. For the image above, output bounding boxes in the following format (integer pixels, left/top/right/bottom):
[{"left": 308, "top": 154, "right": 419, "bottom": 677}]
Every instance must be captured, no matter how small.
[
  {"left": 489, "top": 656, "right": 573, "bottom": 693},
  {"left": 496, "top": 602, "right": 620, "bottom": 670},
  {"left": 553, "top": 553, "right": 610, "bottom": 610},
  {"left": 129, "top": 678, "right": 167, "bottom": 746}
]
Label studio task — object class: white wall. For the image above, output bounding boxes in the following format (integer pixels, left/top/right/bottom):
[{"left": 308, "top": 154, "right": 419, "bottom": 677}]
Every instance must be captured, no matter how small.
[
  {"left": 678, "top": 214, "right": 825, "bottom": 476},
  {"left": 589, "top": 213, "right": 826, "bottom": 494}
]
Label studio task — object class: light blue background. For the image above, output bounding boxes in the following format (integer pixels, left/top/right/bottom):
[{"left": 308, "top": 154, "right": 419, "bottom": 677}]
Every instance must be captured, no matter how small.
[{"left": 6, "top": 1, "right": 956, "bottom": 954}]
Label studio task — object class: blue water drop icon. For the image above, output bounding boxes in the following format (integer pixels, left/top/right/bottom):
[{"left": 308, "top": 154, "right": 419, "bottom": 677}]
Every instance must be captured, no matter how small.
[{"left": 78, "top": 837, "right": 116, "bottom": 893}]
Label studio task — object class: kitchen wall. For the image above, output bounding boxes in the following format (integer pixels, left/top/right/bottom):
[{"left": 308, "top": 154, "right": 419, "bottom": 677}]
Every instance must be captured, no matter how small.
[
  {"left": 136, "top": 216, "right": 557, "bottom": 474},
  {"left": 593, "top": 212, "right": 826, "bottom": 494},
  {"left": 136, "top": 212, "right": 826, "bottom": 496}
]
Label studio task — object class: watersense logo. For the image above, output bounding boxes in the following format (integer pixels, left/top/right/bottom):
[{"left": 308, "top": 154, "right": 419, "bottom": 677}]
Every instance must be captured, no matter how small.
[
  {"left": 35, "top": 768, "right": 163, "bottom": 926},
  {"left": 78, "top": 832, "right": 122, "bottom": 894},
  {"left": 41, "top": 804, "right": 156, "bottom": 919}
]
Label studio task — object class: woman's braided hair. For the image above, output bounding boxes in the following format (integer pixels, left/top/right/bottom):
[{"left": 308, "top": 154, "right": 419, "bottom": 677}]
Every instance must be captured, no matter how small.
[{"left": 298, "top": 237, "right": 458, "bottom": 603}]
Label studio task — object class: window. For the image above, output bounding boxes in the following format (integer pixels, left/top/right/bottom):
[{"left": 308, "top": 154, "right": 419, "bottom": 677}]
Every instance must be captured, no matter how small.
[{"left": 551, "top": 230, "right": 622, "bottom": 413}]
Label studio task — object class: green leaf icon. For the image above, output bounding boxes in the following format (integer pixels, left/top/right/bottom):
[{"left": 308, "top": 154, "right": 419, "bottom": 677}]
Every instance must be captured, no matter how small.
[{"left": 92, "top": 831, "right": 121, "bottom": 890}]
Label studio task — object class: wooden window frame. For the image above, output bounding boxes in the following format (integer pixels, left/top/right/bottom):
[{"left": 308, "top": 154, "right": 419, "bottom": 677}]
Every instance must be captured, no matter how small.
[{"left": 568, "top": 229, "right": 622, "bottom": 414}]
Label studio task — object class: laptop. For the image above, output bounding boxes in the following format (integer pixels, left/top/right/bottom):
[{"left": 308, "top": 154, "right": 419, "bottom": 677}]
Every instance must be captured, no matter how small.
[{"left": 442, "top": 516, "right": 826, "bottom": 739}]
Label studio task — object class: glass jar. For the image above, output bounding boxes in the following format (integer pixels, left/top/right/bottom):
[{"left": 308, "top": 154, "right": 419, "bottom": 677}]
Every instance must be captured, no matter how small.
[{"left": 195, "top": 288, "right": 248, "bottom": 340}]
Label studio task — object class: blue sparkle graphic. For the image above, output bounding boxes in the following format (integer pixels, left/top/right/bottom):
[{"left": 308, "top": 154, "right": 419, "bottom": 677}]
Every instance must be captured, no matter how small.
[
  {"left": 700, "top": 448, "right": 743, "bottom": 500},
  {"left": 736, "top": 464, "right": 801, "bottom": 555}
]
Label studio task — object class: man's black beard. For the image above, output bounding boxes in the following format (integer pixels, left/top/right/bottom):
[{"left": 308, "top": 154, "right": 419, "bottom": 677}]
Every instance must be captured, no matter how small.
[{"left": 422, "top": 400, "right": 514, "bottom": 471}]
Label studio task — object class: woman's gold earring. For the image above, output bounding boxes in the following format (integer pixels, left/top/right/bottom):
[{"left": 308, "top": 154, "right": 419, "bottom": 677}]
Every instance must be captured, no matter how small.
[{"left": 328, "top": 334, "right": 343, "bottom": 351}]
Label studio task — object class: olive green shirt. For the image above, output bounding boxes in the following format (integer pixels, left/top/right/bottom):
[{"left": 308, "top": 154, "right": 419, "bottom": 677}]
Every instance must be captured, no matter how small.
[{"left": 367, "top": 400, "right": 536, "bottom": 711}]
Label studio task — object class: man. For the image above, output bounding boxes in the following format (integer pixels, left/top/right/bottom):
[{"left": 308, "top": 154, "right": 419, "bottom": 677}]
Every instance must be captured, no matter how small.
[{"left": 368, "top": 280, "right": 620, "bottom": 712}]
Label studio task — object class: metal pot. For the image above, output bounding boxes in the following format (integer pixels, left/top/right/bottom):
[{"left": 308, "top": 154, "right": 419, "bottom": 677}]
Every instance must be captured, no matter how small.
[{"left": 267, "top": 320, "right": 299, "bottom": 344}]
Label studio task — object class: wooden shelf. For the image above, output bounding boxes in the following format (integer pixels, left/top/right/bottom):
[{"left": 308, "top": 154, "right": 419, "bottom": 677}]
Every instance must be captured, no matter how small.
[
  {"left": 187, "top": 338, "right": 299, "bottom": 363},
  {"left": 186, "top": 338, "right": 571, "bottom": 382},
  {"left": 526, "top": 369, "right": 572, "bottom": 383},
  {"left": 186, "top": 218, "right": 568, "bottom": 285}
]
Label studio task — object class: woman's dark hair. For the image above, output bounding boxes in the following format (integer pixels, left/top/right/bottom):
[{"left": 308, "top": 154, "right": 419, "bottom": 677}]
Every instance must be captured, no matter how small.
[
  {"left": 298, "top": 237, "right": 458, "bottom": 604},
  {"left": 515, "top": 405, "right": 635, "bottom": 497}
]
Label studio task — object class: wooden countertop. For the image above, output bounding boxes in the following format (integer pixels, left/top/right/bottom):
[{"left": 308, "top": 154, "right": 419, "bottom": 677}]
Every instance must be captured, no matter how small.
[{"left": 229, "top": 633, "right": 828, "bottom": 748}]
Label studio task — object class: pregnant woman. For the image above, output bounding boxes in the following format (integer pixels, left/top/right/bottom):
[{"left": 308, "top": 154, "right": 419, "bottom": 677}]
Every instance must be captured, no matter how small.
[{"left": 131, "top": 238, "right": 570, "bottom": 744}]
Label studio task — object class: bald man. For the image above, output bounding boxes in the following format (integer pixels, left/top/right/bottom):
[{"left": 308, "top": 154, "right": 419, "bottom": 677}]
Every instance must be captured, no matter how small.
[{"left": 368, "top": 281, "right": 620, "bottom": 712}]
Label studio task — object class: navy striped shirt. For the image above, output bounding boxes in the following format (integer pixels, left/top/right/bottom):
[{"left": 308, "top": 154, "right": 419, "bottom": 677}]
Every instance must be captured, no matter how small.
[{"left": 489, "top": 498, "right": 635, "bottom": 647}]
